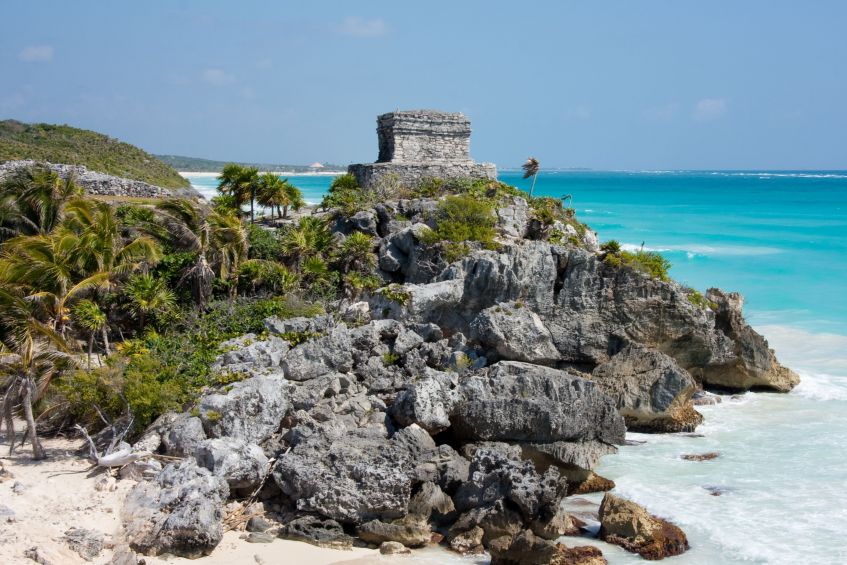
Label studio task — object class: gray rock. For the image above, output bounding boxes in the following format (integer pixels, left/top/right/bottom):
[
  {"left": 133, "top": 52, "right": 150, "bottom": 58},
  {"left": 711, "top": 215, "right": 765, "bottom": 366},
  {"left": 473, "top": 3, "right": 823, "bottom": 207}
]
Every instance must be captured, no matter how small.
[
  {"left": 119, "top": 458, "right": 163, "bottom": 482},
  {"left": 161, "top": 415, "right": 207, "bottom": 457},
  {"left": 451, "top": 361, "right": 626, "bottom": 445},
  {"left": 393, "top": 327, "right": 424, "bottom": 355},
  {"left": 212, "top": 334, "right": 289, "bottom": 378},
  {"left": 281, "top": 325, "right": 354, "bottom": 381},
  {"left": 247, "top": 516, "right": 273, "bottom": 533},
  {"left": 198, "top": 374, "right": 288, "bottom": 444},
  {"left": 496, "top": 197, "right": 530, "bottom": 238},
  {"left": 63, "top": 527, "right": 104, "bottom": 561},
  {"left": 591, "top": 344, "right": 703, "bottom": 432},
  {"left": 122, "top": 459, "right": 229, "bottom": 557},
  {"left": 408, "top": 481, "right": 456, "bottom": 523},
  {"left": 194, "top": 438, "right": 269, "bottom": 490},
  {"left": 380, "top": 541, "right": 411, "bottom": 554},
  {"left": 246, "top": 532, "right": 276, "bottom": 544},
  {"left": 263, "top": 314, "right": 335, "bottom": 336},
  {"left": 448, "top": 500, "right": 524, "bottom": 547},
  {"left": 470, "top": 303, "right": 559, "bottom": 364},
  {"left": 390, "top": 371, "right": 456, "bottom": 434},
  {"left": 279, "top": 515, "right": 354, "bottom": 549},
  {"left": 370, "top": 279, "right": 464, "bottom": 323},
  {"left": 274, "top": 424, "right": 437, "bottom": 524},
  {"left": 521, "top": 440, "right": 617, "bottom": 481}
]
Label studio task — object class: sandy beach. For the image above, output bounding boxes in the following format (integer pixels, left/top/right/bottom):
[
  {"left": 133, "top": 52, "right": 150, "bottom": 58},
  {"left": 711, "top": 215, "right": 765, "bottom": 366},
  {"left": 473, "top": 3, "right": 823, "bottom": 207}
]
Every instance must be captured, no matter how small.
[{"left": 179, "top": 171, "right": 344, "bottom": 178}]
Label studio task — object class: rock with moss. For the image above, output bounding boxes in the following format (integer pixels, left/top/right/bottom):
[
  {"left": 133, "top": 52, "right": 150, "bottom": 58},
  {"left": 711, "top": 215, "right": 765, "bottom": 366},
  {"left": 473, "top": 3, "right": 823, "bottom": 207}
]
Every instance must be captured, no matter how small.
[{"left": 198, "top": 374, "right": 288, "bottom": 444}]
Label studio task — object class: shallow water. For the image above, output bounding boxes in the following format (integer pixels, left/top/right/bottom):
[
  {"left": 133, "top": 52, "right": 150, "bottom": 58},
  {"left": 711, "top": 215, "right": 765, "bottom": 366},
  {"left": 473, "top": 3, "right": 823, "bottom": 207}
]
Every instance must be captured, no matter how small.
[{"left": 185, "top": 170, "right": 847, "bottom": 564}]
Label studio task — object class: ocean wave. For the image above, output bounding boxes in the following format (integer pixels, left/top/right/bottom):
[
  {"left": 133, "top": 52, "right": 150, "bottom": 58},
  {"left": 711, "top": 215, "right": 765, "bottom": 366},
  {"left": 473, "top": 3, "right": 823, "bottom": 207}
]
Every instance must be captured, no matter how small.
[
  {"left": 792, "top": 372, "right": 847, "bottom": 402},
  {"left": 708, "top": 171, "right": 847, "bottom": 179},
  {"left": 755, "top": 324, "right": 847, "bottom": 376},
  {"left": 621, "top": 242, "right": 783, "bottom": 257}
]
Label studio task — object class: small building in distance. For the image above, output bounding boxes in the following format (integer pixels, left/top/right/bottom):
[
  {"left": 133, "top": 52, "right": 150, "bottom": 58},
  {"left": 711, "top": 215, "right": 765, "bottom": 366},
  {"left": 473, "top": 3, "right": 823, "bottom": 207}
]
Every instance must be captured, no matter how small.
[{"left": 348, "top": 110, "right": 496, "bottom": 188}]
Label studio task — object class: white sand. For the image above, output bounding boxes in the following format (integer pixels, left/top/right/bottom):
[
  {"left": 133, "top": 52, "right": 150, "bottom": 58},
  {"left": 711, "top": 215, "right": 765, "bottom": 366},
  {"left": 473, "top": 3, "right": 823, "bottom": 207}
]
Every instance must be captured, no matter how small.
[{"left": 0, "top": 428, "right": 458, "bottom": 565}]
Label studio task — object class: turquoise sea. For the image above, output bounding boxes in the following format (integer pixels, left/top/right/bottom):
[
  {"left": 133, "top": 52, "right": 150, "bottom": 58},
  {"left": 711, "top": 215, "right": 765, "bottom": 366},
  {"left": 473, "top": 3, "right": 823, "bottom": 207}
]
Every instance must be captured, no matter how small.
[{"left": 185, "top": 171, "right": 847, "bottom": 565}]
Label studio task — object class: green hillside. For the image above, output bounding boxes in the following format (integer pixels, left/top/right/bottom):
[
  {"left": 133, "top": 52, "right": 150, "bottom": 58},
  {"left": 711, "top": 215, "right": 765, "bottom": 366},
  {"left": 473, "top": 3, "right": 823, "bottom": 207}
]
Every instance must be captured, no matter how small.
[
  {"left": 155, "top": 154, "right": 346, "bottom": 173},
  {"left": 0, "top": 120, "right": 189, "bottom": 189}
]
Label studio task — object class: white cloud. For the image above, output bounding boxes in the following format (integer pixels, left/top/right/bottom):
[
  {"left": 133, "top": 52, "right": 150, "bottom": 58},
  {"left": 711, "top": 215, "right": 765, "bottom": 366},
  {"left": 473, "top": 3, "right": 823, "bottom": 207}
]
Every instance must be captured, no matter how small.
[
  {"left": 18, "top": 45, "right": 53, "bottom": 62},
  {"left": 202, "top": 68, "right": 234, "bottom": 86},
  {"left": 338, "top": 16, "right": 387, "bottom": 38},
  {"left": 694, "top": 98, "right": 727, "bottom": 122}
]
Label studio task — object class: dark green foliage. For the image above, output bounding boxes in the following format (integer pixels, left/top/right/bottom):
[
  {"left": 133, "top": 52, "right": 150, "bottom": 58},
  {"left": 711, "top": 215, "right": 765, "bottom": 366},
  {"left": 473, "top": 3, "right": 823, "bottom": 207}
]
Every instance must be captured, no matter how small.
[
  {"left": 412, "top": 177, "right": 526, "bottom": 202},
  {"left": 0, "top": 120, "right": 189, "bottom": 189},
  {"left": 686, "top": 289, "right": 717, "bottom": 309},
  {"left": 600, "top": 240, "right": 622, "bottom": 254},
  {"left": 604, "top": 247, "right": 672, "bottom": 281},
  {"left": 247, "top": 224, "right": 283, "bottom": 260},
  {"left": 321, "top": 174, "right": 373, "bottom": 215}
]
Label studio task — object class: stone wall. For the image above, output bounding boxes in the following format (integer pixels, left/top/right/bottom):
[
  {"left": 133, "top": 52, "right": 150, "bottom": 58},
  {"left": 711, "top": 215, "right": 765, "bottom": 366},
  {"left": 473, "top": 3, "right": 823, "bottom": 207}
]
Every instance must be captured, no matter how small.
[
  {"left": 0, "top": 160, "right": 199, "bottom": 199},
  {"left": 350, "top": 109, "right": 496, "bottom": 188}
]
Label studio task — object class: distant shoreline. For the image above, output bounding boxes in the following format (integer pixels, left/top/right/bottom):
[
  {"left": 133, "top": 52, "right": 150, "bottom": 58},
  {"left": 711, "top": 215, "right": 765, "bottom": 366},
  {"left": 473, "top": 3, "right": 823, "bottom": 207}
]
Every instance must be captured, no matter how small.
[{"left": 179, "top": 171, "right": 345, "bottom": 178}]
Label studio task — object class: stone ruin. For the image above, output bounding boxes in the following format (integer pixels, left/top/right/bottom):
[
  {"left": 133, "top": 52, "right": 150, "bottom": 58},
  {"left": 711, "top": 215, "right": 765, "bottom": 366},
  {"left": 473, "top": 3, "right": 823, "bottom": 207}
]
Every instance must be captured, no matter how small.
[{"left": 348, "top": 110, "right": 496, "bottom": 189}]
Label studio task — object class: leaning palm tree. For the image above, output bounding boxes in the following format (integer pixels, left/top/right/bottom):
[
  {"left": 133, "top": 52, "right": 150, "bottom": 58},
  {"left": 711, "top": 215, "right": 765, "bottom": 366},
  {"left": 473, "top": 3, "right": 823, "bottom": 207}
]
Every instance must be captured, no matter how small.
[
  {"left": 0, "top": 287, "right": 73, "bottom": 459},
  {"left": 522, "top": 157, "right": 540, "bottom": 198},
  {"left": 122, "top": 273, "right": 175, "bottom": 330},
  {"left": 257, "top": 174, "right": 305, "bottom": 219},
  {"left": 217, "top": 164, "right": 260, "bottom": 223},
  {"left": 153, "top": 199, "right": 248, "bottom": 309},
  {"left": 71, "top": 299, "right": 106, "bottom": 369}
]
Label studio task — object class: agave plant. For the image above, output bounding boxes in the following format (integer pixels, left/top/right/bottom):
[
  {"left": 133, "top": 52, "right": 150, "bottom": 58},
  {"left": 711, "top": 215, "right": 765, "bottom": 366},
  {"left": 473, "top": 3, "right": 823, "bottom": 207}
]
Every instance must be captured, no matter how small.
[{"left": 522, "top": 157, "right": 540, "bottom": 198}]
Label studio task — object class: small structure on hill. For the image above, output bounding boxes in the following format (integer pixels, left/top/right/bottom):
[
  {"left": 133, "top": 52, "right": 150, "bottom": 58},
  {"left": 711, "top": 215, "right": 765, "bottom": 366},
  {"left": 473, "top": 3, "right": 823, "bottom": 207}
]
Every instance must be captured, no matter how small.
[{"left": 348, "top": 110, "right": 496, "bottom": 188}]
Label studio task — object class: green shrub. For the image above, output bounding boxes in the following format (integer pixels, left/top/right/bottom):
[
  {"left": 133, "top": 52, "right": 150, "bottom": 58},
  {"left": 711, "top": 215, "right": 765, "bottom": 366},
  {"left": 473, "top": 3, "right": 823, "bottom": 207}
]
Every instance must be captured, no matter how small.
[
  {"left": 686, "top": 289, "right": 717, "bottom": 309},
  {"left": 604, "top": 248, "right": 671, "bottom": 281},
  {"left": 279, "top": 330, "right": 322, "bottom": 346},
  {"left": 247, "top": 224, "right": 283, "bottom": 260},
  {"left": 420, "top": 195, "right": 497, "bottom": 254},
  {"left": 382, "top": 352, "right": 401, "bottom": 366},
  {"left": 601, "top": 240, "right": 622, "bottom": 254},
  {"left": 377, "top": 284, "right": 411, "bottom": 305}
]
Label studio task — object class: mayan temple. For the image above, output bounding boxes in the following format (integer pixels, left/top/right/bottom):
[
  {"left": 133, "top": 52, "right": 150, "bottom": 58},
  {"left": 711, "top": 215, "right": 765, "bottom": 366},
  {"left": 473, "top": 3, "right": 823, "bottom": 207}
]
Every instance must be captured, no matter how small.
[{"left": 348, "top": 109, "right": 496, "bottom": 188}]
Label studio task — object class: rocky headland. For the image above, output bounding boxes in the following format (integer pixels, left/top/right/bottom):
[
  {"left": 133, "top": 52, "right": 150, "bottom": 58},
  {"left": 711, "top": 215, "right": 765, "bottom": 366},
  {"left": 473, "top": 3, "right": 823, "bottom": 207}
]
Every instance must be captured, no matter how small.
[{"left": 111, "top": 186, "right": 797, "bottom": 563}]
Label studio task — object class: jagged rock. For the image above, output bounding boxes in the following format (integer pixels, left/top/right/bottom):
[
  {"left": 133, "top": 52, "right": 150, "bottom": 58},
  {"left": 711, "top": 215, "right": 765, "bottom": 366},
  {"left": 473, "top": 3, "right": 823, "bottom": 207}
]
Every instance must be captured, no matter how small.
[
  {"left": 702, "top": 289, "right": 800, "bottom": 391},
  {"left": 431, "top": 444, "right": 471, "bottom": 492},
  {"left": 681, "top": 452, "right": 719, "bottom": 461},
  {"left": 246, "top": 532, "right": 275, "bottom": 543},
  {"left": 393, "top": 327, "right": 425, "bottom": 355},
  {"left": 496, "top": 197, "right": 530, "bottom": 239},
  {"left": 194, "top": 438, "right": 269, "bottom": 490},
  {"left": 357, "top": 519, "right": 432, "bottom": 547},
  {"left": 489, "top": 529, "right": 608, "bottom": 565},
  {"left": 335, "top": 209, "right": 378, "bottom": 236},
  {"left": 212, "top": 334, "right": 289, "bottom": 377},
  {"left": 452, "top": 362, "right": 625, "bottom": 445},
  {"left": 264, "top": 314, "right": 335, "bottom": 336},
  {"left": 370, "top": 279, "right": 464, "bottom": 323},
  {"left": 448, "top": 500, "right": 524, "bottom": 546},
  {"left": 590, "top": 345, "right": 703, "bottom": 432},
  {"left": 122, "top": 459, "right": 229, "bottom": 557},
  {"left": 569, "top": 473, "right": 616, "bottom": 495},
  {"left": 691, "top": 390, "right": 722, "bottom": 406},
  {"left": 390, "top": 371, "right": 456, "bottom": 434},
  {"left": 279, "top": 515, "right": 354, "bottom": 549},
  {"left": 408, "top": 481, "right": 456, "bottom": 523},
  {"left": 160, "top": 414, "right": 207, "bottom": 457},
  {"left": 274, "top": 424, "right": 437, "bottom": 524},
  {"left": 454, "top": 449, "right": 566, "bottom": 523},
  {"left": 378, "top": 223, "right": 432, "bottom": 276},
  {"left": 598, "top": 494, "right": 688, "bottom": 560},
  {"left": 449, "top": 525, "right": 484, "bottom": 554},
  {"left": 522, "top": 440, "right": 617, "bottom": 480},
  {"left": 108, "top": 545, "right": 141, "bottom": 565},
  {"left": 63, "top": 527, "right": 104, "bottom": 561},
  {"left": 281, "top": 325, "right": 354, "bottom": 380},
  {"left": 380, "top": 541, "right": 412, "bottom": 554},
  {"left": 198, "top": 374, "right": 288, "bottom": 444},
  {"left": 470, "top": 303, "right": 559, "bottom": 364}
]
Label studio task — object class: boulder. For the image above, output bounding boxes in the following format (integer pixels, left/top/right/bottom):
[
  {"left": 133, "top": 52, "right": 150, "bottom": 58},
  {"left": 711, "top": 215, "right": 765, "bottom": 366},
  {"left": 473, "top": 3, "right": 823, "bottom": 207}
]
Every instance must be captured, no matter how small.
[
  {"left": 452, "top": 362, "right": 625, "bottom": 445},
  {"left": 212, "top": 334, "right": 289, "bottom": 378},
  {"left": 160, "top": 414, "right": 207, "bottom": 457},
  {"left": 449, "top": 525, "right": 484, "bottom": 554},
  {"left": 370, "top": 279, "right": 464, "bottom": 323},
  {"left": 489, "top": 529, "right": 608, "bottom": 565},
  {"left": 122, "top": 460, "right": 229, "bottom": 557},
  {"left": 380, "top": 541, "right": 412, "bottom": 554},
  {"left": 119, "top": 458, "right": 163, "bottom": 482},
  {"left": 281, "top": 325, "right": 354, "bottom": 381},
  {"left": 496, "top": 197, "right": 530, "bottom": 239},
  {"left": 63, "top": 527, "right": 104, "bottom": 561},
  {"left": 193, "top": 438, "right": 269, "bottom": 490},
  {"left": 357, "top": 519, "right": 432, "bottom": 547},
  {"left": 598, "top": 493, "right": 688, "bottom": 560},
  {"left": 263, "top": 314, "right": 335, "bottom": 336},
  {"left": 198, "top": 374, "right": 288, "bottom": 444},
  {"left": 274, "top": 424, "right": 437, "bottom": 524},
  {"left": 279, "top": 515, "right": 355, "bottom": 549},
  {"left": 408, "top": 481, "right": 456, "bottom": 523},
  {"left": 390, "top": 371, "right": 456, "bottom": 434},
  {"left": 470, "top": 303, "right": 560, "bottom": 364},
  {"left": 590, "top": 345, "right": 703, "bottom": 432}
]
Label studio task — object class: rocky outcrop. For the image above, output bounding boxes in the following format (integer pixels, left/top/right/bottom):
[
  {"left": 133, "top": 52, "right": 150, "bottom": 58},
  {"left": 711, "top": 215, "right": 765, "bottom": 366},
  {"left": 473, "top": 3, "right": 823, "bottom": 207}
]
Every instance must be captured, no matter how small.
[
  {"left": 0, "top": 160, "right": 199, "bottom": 199},
  {"left": 193, "top": 438, "right": 268, "bottom": 490},
  {"left": 488, "top": 529, "right": 608, "bottom": 565},
  {"left": 451, "top": 362, "right": 626, "bottom": 445},
  {"left": 598, "top": 494, "right": 688, "bottom": 560},
  {"left": 122, "top": 460, "right": 228, "bottom": 557},
  {"left": 470, "top": 303, "right": 559, "bottom": 364},
  {"left": 197, "top": 374, "right": 287, "bottom": 444},
  {"left": 590, "top": 345, "right": 703, "bottom": 432}
]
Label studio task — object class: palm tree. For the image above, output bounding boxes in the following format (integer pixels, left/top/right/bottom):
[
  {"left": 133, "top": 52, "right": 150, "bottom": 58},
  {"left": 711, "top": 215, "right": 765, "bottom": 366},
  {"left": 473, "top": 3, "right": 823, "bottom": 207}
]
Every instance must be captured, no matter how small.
[
  {"left": 123, "top": 274, "right": 175, "bottom": 330},
  {"left": 257, "top": 174, "right": 305, "bottom": 219},
  {"left": 522, "top": 157, "right": 540, "bottom": 198},
  {"left": 153, "top": 199, "right": 248, "bottom": 309},
  {"left": 279, "top": 216, "right": 332, "bottom": 271},
  {"left": 0, "top": 233, "right": 110, "bottom": 333},
  {"left": 0, "top": 287, "right": 72, "bottom": 459},
  {"left": 338, "top": 232, "right": 376, "bottom": 274},
  {"left": 217, "top": 164, "right": 260, "bottom": 223},
  {"left": 0, "top": 165, "right": 81, "bottom": 240},
  {"left": 71, "top": 299, "right": 106, "bottom": 369}
]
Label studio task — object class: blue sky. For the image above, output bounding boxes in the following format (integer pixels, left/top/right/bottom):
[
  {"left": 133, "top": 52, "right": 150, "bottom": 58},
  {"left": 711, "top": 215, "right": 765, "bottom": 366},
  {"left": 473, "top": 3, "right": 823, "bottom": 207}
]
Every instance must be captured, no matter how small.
[{"left": 2, "top": 1, "right": 845, "bottom": 169}]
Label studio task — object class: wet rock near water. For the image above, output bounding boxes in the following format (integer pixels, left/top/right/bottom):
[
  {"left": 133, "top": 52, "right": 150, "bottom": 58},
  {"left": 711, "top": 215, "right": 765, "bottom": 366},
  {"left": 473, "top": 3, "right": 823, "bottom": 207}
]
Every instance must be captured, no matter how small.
[{"left": 598, "top": 493, "right": 688, "bottom": 560}]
